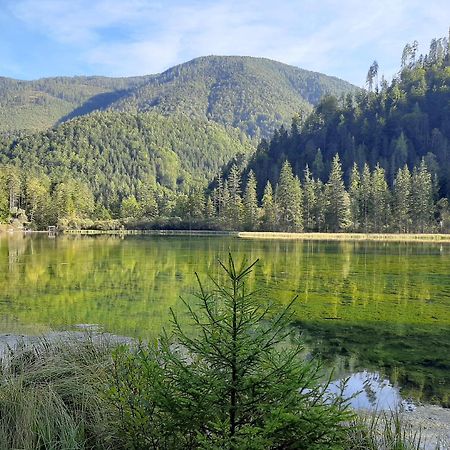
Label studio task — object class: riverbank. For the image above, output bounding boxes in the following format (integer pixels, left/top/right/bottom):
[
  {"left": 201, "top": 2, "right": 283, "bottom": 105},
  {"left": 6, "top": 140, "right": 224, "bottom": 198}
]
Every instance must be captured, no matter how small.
[
  {"left": 63, "top": 228, "right": 237, "bottom": 236},
  {"left": 0, "top": 331, "right": 448, "bottom": 449},
  {"left": 3, "top": 226, "right": 450, "bottom": 242},
  {"left": 404, "top": 405, "right": 450, "bottom": 449}
]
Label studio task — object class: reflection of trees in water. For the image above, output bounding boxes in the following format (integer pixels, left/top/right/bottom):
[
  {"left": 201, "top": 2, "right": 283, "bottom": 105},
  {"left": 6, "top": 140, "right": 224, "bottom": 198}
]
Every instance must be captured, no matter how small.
[
  {"left": 298, "top": 321, "right": 450, "bottom": 407},
  {"left": 0, "top": 234, "right": 448, "bottom": 405},
  {"left": 0, "top": 233, "right": 32, "bottom": 272},
  {"left": 363, "top": 377, "right": 378, "bottom": 408},
  {"left": 0, "top": 236, "right": 448, "bottom": 331}
]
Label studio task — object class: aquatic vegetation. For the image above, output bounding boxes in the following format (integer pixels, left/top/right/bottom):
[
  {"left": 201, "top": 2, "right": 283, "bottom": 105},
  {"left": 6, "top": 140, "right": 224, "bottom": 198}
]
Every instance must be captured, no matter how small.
[{"left": 0, "top": 234, "right": 449, "bottom": 406}]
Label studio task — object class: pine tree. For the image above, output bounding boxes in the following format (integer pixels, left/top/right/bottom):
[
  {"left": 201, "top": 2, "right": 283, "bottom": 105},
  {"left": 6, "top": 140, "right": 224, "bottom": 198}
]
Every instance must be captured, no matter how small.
[
  {"left": 204, "top": 196, "right": 215, "bottom": 223},
  {"left": 221, "top": 180, "right": 232, "bottom": 229},
  {"left": 303, "top": 165, "right": 316, "bottom": 231},
  {"left": 6, "top": 166, "right": 21, "bottom": 210},
  {"left": 187, "top": 188, "right": 205, "bottom": 220},
  {"left": 227, "top": 164, "right": 244, "bottom": 229},
  {"left": 312, "top": 148, "right": 325, "bottom": 180},
  {"left": 24, "top": 173, "right": 51, "bottom": 227},
  {"left": 390, "top": 132, "right": 408, "bottom": 181},
  {"left": 110, "top": 256, "right": 352, "bottom": 448},
  {"left": 275, "top": 161, "right": 303, "bottom": 231},
  {"left": 411, "top": 160, "right": 435, "bottom": 232},
  {"left": 215, "top": 176, "right": 224, "bottom": 217},
  {"left": 313, "top": 179, "right": 326, "bottom": 231},
  {"left": 243, "top": 170, "right": 259, "bottom": 231},
  {"left": 291, "top": 176, "right": 304, "bottom": 232},
  {"left": 275, "top": 161, "right": 293, "bottom": 230},
  {"left": 0, "top": 168, "right": 9, "bottom": 222},
  {"left": 393, "top": 165, "right": 412, "bottom": 233},
  {"left": 349, "top": 163, "right": 361, "bottom": 231},
  {"left": 370, "top": 164, "right": 390, "bottom": 231},
  {"left": 325, "top": 154, "right": 350, "bottom": 231},
  {"left": 360, "top": 163, "right": 371, "bottom": 232},
  {"left": 261, "top": 181, "right": 276, "bottom": 231}
]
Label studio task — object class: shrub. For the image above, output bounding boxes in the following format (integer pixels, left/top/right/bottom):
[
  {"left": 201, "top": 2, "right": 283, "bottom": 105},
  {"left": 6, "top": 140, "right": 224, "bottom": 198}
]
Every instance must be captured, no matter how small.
[{"left": 108, "top": 255, "right": 353, "bottom": 449}]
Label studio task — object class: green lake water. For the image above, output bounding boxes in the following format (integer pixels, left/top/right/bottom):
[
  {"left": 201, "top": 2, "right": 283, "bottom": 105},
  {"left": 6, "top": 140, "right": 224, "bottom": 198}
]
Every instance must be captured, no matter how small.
[{"left": 0, "top": 233, "right": 449, "bottom": 407}]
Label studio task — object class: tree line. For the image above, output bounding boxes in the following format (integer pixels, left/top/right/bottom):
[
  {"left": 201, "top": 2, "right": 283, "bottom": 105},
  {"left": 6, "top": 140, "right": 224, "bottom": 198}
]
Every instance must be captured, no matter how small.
[
  {"left": 3, "top": 151, "right": 447, "bottom": 233},
  {"left": 206, "top": 156, "right": 448, "bottom": 232}
]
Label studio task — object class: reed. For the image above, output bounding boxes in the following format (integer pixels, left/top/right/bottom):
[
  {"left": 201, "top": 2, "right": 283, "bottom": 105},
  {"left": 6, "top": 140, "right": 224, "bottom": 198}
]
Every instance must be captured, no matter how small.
[{"left": 238, "top": 231, "right": 450, "bottom": 242}]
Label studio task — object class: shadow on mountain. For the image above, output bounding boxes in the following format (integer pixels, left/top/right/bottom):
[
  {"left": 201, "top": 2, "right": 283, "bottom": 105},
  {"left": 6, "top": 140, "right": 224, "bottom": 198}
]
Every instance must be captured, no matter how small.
[{"left": 57, "top": 90, "right": 130, "bottom": 124}]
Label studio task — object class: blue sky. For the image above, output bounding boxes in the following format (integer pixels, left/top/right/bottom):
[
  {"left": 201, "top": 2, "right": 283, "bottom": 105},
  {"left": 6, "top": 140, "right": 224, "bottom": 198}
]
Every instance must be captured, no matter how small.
[{"left": 1, "top": 0, "right": 449, "bottom": 85}]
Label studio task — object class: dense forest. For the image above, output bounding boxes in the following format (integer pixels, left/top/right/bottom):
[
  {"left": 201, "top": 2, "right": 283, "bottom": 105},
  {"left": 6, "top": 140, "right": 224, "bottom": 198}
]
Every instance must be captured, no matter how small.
[
  {"left": 110, "top": 56, "right": 357, "bottom": 138},
  {"left": 0, "top": 75, "right": 152, "bottom": 133},
  {"left": 0, "top": 111, "right": 253, "bottom": 229},
  {"left": 1, "top": 36, "right": 449, "bottom": 233},
  {"left": 247, "top": 36, "right": 450, "bottom": 197},
  {"left": 0, "top": 56, "right": 355, "bottom": 137}
]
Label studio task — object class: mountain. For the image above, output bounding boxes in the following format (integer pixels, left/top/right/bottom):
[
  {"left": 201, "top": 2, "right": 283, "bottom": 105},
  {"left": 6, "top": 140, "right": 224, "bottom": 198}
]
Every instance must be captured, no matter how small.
[
  {"left": 0, "top": 56, "right": 357, "bottom": 137},
  {"left": 108, "top": 56, "right": 357, "bottom": 137},
  {"left": 0, "top": 111, "right": 254, "bottom": 217},
  {"left": 0, "top": 75, "right": 152, "bottom": 133},
  {"left": 243, "top": 41, "right": 450, "bottom": 198}
]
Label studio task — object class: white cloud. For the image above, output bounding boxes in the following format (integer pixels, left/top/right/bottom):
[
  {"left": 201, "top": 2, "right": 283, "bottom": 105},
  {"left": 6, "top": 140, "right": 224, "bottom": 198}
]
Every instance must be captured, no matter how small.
[
  {"left": 87, "top": 37, "right": 182, "bottom": 76},
  {"left": 9, "top": 0, "right": 161, "bottom": 44},
  {"left": 6, "top": 0, "right": 450, "bottom": 83}
]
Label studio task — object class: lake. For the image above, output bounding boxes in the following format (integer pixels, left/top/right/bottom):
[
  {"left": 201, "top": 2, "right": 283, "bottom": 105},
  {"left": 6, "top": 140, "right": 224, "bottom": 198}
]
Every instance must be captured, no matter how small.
[{"left": 0, "top": 233, "right": 449, "bottom": 408}]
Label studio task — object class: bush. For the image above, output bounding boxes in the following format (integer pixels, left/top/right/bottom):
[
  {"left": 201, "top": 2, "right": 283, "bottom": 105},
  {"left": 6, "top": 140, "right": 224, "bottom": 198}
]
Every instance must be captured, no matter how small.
[{"left": 108, "top": 255, "right": 354, "bottom": 449}]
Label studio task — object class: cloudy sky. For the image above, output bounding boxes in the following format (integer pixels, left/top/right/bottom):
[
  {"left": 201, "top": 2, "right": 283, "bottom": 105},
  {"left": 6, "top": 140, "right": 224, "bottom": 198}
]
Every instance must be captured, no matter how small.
[{"left": 0, "top": 0, "right": 448, "bottom": 85}]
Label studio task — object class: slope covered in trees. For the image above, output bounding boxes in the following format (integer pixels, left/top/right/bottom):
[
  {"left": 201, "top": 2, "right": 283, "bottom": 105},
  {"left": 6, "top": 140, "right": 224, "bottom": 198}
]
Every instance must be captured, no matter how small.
[
  {"left": 109, "top": 56, "right": 357, "bottom": 138},
  {"left": 246, "top": 36, "right": 450, "bottom": 198},
  {"left": 0, "top": 75, "right": 152, "bottom": 133},
  {"left": 0, "top": 56, "right": 356, "bottom": 137},
  {"left": 201, "top": 35, "right": 450, "bottom": 233},
  {"left": 0, "top": 111, "right": 253, "bottom": 228},
  {"left": 206, "top": 156, "right": 449, "bottom": 233}
]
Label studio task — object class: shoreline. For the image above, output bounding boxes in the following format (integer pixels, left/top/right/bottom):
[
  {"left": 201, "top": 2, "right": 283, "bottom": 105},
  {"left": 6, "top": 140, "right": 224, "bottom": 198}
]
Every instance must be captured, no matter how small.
[
  {"left": 3, "top": 227, "right": 450, "bottom": 242},
  {"left": 0, "top": 331, "right": 448, "bottom": 449},
  {"left": 60, "top": 229, "right": 450, "bottom": 242},
  {"left": 238, "top": 231, "right": 450, "bottom": 242}
]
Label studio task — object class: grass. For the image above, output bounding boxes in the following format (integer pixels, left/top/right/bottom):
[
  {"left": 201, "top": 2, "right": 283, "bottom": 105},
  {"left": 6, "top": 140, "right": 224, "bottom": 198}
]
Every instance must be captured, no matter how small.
[
  {"left": 0, "top": 336, "right": 116, "bottom": 450},
  {"left": 346, "top": 411, "right": 424, "bottom": 450},
  {"left": 346, "top": 409, "right": 450, "bottom": 450}
]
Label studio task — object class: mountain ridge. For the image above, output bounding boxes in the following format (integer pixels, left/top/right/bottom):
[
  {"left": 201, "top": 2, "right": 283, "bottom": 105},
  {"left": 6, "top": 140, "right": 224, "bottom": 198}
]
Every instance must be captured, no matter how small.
[{"left": 0, "top": 56, "right": 357, "bottom": 137}]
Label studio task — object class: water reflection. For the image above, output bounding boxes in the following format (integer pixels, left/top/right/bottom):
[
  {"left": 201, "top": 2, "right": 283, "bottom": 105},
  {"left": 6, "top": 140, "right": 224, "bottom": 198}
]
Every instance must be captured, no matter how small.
[
  {"left": 328, "top": 371, "right": 415, "bottom": 411},
  {"left": 0, "top": 233, "right": 449, "bottom": 406}
]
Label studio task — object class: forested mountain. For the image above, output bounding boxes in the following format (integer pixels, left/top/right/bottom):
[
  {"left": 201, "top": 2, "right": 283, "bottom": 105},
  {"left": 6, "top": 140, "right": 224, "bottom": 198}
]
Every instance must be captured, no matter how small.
[
  {"left": 0, "top": 56, "right": 356, "bottom": 137},
  {"left": 108, "top": 56, "right": 357, "bottom": 137},
  {"left": 0, "top": 111, "right": 253, "bottom": 227},
  {"left": 0, "top": 75, "right": 152, "bottom": 133},
  {"left": 207, "top": 35, "right": 450, "bottom": 233},
  {"left": 2, "top": 38, "right": 449, "bottom": 234},
  {"left": 246, "top": 38, "right": 450, "bottom": 197}
]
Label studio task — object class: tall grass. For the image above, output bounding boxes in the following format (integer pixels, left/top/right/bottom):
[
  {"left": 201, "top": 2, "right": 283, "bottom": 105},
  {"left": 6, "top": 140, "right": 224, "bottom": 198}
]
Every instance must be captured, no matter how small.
[
  {"left": 0, "top": 337, "right": 116, "bottom": 450},
  {"left": 238, "top": 231, "right": 450, "bottom": 242},
  {"left": 346, "top": 410, "right": 443, "bottom": 450}
]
